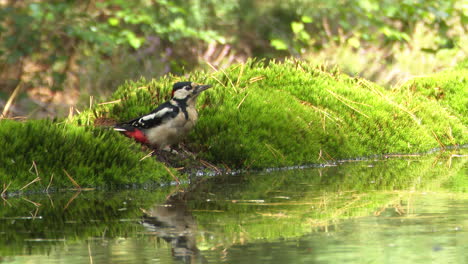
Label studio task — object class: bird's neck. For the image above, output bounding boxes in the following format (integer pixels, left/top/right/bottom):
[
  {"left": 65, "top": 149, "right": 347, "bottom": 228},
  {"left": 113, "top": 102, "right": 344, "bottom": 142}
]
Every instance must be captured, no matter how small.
[{"left": 171, "top": 97, "right": 197, "bottom": 108}]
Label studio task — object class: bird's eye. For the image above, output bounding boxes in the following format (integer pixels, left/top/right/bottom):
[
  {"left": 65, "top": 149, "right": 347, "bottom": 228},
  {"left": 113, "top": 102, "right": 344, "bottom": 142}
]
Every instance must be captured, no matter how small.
[{"left": 185, "top": 86, "right": 192, "bottom": 90}]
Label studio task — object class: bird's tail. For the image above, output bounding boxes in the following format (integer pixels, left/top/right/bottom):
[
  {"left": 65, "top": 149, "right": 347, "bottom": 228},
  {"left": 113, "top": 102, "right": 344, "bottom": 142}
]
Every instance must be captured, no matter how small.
[{"left": 114, "top": 123, "right": 149, "bottom": 144}]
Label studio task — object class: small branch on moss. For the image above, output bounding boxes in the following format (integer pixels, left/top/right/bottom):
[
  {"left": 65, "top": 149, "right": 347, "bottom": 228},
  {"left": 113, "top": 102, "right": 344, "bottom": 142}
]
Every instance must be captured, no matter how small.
[
  {"left": 20, "top": 177, "right": 41, "bottom": 191},
  {"left": 22, "top": 197, "right": 41, "bottom": 207},
  {"left": 98, "top": 99, "right": 122, "bottom": 106},
  {"left": 89, "top": 96, "right": 94, "bottom": 110},
  {"left": 46, "top": 173, "right": 54, "bottom": 193},
  {"left": 248, "top": 76, "right": 265, "bottom": 83},
  {"left": 210, "top": 75, "right": 227, "bottom": 90},
  {"left": 29, "top": 161, "right": 39, "bottom": 176},
  {"left": 163, "top": 165, "right": 180, "bottom": 185},
  {"left": 237, "top": 92, "right": 249, "bottom": 109},
  {"left": 431, "top": 130, "right": 446, "bottom": 150},
  {"left": 139, "top": 151, "right": 155, "bottom": 161},
  {"left": 264, "top": 143, "right": 286, "bottom": 161},
  {"left": 1, "top": 182, "right": 12, "bottom": 206},
  {"left": 207, "top": 61, "right": 237, "bottom": 93},
  {"left": 2, "top": 80, "right": 23, "bottom": 118},
  {"left": 326, "top": 89, "right": 370, "bottom": 118},
  {"left": 64, "top": 190, "right": 81, "bottom": 209},
  {"left": 236, "top": 63, "right": 245, "bottom": 87},
  {"left": 199, "top": 159, "right": 221, "bottom": 174},
  {"left": 63, "top": 169, "right": 81, "bottom": 190}
]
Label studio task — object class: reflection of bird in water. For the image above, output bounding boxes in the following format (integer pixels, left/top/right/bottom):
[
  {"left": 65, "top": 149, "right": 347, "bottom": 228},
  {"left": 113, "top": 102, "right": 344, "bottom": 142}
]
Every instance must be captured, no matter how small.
[{"left": 141, "top": 192, "right": 208, "bottom": 264}]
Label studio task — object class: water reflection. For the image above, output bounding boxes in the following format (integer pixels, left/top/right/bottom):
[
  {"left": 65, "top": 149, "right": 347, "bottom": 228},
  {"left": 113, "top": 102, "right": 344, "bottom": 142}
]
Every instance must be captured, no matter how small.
[
  {"left": 0, "top": 152, "right": 466, "bottom": 263},
  {"left": 141, "top": 192, "right": 207, "bottom": 263}
]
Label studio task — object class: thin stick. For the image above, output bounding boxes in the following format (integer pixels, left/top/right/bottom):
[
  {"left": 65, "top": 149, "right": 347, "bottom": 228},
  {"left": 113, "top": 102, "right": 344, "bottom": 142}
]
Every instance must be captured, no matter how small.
[
  {"left": 88, "top": 241, "right": 94, "bottom": 264},
  {"left": 29, "top": 161, "right": 39, "bottom": 176},
  {"left": 139, "top": 150, "right": 155, "bottom": 161},
  {"left": 63, "top": 169, "right": 81, "bottom": 189},
  {"left": 199, "top": 159, "right": 221, "bottom": 174},
  {"left": 64, "top": 190, "right": 81, "bottom": 209},
  {"left": 235, "top": 63, "right": 245, "bottom": 87},
  {"left": 1, "top": 80, "right": 23, "bottom": 118},
  {"left": 98, "top": 99, "right": 121, "bottom": 106},
  {"left": 1, "top": 182, "right": 11, "bottom": 206},
  {"left": 1, "top": 182, "right": 11, "bottom": 198},
  {"left": 326, "top": 89, "right": 370, "bottom": 118},
  {"left": 236, "top": 92, "right": 249, "bottom": 109},
  {"left": 20, "top": 177, "right": 41, "bottom": 191},
  {"left": 22, "top": 197, "right": 41, "bottom": 207},
  {"left": 46, "top": 173, "right": 54, "bottom": 193},
  {"left": 431, "top": 130, "right": 446, "bottom": 150},
  {"left": 163, "top": 165, "right": 180, "bottom": 185}
]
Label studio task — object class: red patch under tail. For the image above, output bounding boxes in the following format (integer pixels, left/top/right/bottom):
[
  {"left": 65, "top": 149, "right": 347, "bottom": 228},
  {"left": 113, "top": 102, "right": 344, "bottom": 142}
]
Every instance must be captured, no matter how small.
[{"left": 124, "top": 129, "right": 149, "bottom": 144}]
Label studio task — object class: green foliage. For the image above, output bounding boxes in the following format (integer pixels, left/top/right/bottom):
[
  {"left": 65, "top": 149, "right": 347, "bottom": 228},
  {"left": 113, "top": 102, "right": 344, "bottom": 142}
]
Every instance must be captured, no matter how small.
[
  {"left": 78, "top": 59, "right": 467, "bottom": 169},
  {"left": 0, "top": 119, "right": 175, "bottom": 191}
]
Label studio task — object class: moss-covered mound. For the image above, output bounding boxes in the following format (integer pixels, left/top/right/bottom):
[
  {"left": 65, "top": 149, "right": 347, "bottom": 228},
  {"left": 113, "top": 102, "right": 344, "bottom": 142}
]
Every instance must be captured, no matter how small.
[
  {"left": 77, "top": 59, "right": 467, "bottom": 169},
  {"left": 0, "top": 119, "right": 174, "bottom": 191},
  {"left": 398, "top": 63, "right": 468, "bottom": 125},
  {"left": 2, "top": 59, "right": 466, "bottom": 191}
]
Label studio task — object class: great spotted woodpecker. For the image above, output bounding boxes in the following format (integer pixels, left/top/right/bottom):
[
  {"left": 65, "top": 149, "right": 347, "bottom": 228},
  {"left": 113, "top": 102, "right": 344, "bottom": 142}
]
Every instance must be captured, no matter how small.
[{"left": 114, "top": 82, "right": 211, "bottom": 150}]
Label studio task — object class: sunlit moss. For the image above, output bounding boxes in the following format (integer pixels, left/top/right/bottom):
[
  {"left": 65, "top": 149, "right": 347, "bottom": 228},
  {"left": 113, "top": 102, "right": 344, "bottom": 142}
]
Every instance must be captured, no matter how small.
[
  {"left": 398, "top": 65, "right": 468, "bottom": 125},
  {"left": 0, "top": 119, "right": 176, "bottom": 191},
  {"left": 77, "top": 59, "right": 467, "bottom": 169}
]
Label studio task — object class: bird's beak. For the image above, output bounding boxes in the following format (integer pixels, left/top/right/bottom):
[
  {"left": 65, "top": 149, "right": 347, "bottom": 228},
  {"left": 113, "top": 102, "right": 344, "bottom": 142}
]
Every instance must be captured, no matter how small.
[{"left": 194, "top": 84, "right": 212, "bottom": 94}]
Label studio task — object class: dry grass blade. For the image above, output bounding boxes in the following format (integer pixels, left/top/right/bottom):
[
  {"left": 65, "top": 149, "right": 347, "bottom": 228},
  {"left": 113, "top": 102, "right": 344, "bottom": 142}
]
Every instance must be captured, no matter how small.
[
  {"left": 139, "top": 150, "right": 155, "bottom": 161},
  {"left": 235, "top": 63, "right": 245, "bottom": 86},
  {"left": 199, "top": 159, "right": 221, "bottom": 174},
  {"left": 20, "top": 177, "right": 41, "bottom": 191},
  {"left": 64, "top": 190, "right": 81, "bottom": 209},
  {"left": 88, "top": 241, "right": 94, "bottom": 264},
  {"left": 29, "top": 161, "right": 39, "bottom": 176},
  {"left": 264, "top": 143, "right": 285, "bottom": 160},
  {"left": 431, "top": 130, "right": 446, "bottom": 150},
  {"left": 46, "top": 173, "right": 54, "bottom": 193},
  {"left": 63, "top": 169, "right": 81, "bottom": 190},
  {"left": 207, "top": 61, "right": 237, "bottom": 92},
  {"left": 163, "top": 165, "right": 180, "bottom": 185},
  {"left": 326, "top": 89, "right": 370, "bottom": 118},
  {"left": 237, "top": 92, "right": 249, "bottom": 109},
  {"left": 1, "top": 80, "right": 23, "bottom": 118},
  {"left": 98, "top": 99, "right": 122, "bottom": 106},
  {"left": 249, "top": 76, "right": 265, "bottom": 83},
  {"left": 22, "top": 196, "right": 41, "bottom": 207},
  {"left": 1, "top": 182, "right": 12, "bottom": 206},
  {"left": 206, "top": 61, "right": 219, "bottom": 73}
]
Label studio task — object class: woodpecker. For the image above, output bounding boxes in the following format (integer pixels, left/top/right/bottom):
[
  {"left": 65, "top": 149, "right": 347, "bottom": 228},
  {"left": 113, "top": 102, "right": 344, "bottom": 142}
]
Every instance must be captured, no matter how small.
[{"left": 114, "top": 82, "right": 211, "bottom": 151}]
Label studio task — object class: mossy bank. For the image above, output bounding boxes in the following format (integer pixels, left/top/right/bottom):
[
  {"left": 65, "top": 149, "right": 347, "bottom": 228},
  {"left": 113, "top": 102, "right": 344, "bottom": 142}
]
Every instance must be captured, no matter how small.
[
  {"left": 1, "top": 59, "right": 467, "bottom": 191},
  {"left": 77, "top": 59, "right": 467, "bottom": 167},
  {"left": 0, "top": 120, "right": 175, "bottom": 191}
]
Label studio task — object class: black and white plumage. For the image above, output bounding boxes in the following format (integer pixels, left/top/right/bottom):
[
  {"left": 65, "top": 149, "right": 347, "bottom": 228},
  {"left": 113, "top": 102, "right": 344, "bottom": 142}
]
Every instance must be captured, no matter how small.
[{"left": 114, "top": 82, "right": 211, "bottom": 150}]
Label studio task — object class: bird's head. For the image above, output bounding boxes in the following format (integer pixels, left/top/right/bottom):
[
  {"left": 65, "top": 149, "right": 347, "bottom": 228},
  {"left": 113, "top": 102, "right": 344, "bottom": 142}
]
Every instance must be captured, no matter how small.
[{"left": 171, "top": 81, "right": 211, "bottom": 101}]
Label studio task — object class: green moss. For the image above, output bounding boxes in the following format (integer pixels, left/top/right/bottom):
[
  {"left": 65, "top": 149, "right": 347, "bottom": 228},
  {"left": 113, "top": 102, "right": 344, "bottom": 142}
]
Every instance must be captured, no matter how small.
[
  {"left": 79, "top": 59, "right": 467, "bottom": 169},
  {"left": 398, "top": 65, "right": 468, "bottom": 125},
  {"left": 0, "top": 119, "right": 175, "bottom": 191},
  {"left": 3, "top": 59, "right": 465, "bottom": 191}
]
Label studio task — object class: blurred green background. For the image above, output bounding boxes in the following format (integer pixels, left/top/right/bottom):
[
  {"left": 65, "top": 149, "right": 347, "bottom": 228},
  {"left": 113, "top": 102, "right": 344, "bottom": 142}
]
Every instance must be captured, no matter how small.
[{"left": 1, "top": 0, "right": 467, "bottom": 118}]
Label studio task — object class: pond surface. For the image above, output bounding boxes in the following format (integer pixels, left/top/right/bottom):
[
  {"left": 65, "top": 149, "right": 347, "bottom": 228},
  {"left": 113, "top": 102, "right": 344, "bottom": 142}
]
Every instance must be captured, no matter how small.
[{"left": 1, "top": 152, "right": 467, "bottom": 264}]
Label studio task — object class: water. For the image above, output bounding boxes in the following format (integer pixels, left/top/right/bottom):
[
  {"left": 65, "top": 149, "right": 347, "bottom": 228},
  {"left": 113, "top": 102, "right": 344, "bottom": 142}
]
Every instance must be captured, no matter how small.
[{"left": 1, "top": 153, "right": 467, "bottom": 264}]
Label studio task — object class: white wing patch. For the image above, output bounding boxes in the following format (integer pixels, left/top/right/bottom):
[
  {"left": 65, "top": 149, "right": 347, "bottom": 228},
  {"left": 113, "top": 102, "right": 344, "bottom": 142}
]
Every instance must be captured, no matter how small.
[{"left": 138, "top": 108, "right": 173, "bottom": 124}]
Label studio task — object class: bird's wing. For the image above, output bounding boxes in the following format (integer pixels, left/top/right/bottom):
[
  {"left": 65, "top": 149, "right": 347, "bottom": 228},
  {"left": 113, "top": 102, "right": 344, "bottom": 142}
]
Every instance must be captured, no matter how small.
[{"left": 118, "top": 102, "right": 179, "bottom": 129}]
